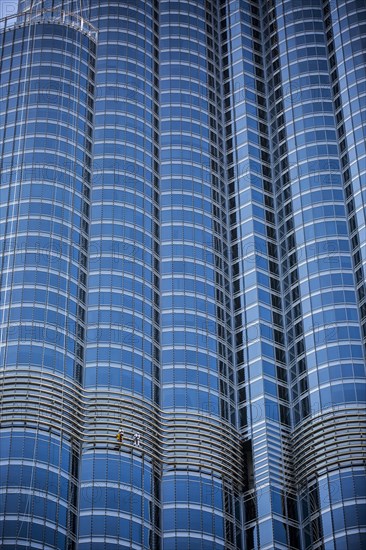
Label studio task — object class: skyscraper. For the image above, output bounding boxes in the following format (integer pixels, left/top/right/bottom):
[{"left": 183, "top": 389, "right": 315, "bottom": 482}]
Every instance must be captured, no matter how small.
[{"left": 0, "top": 0, "right": 365, "bottom": 548}]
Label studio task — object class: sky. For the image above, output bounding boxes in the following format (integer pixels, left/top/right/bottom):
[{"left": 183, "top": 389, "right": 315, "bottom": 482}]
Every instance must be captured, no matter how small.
[{"left": 0, "top": 0, "right": 19, "bottom": 20}]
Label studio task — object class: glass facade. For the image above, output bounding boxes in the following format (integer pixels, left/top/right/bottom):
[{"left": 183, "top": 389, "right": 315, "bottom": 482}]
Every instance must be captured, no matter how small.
[
  {"left": 0, "top": 7, "right": 96, "bottom": 549},
  {"left": 0, "top": 1, "right": 365, "bottom": 549}
]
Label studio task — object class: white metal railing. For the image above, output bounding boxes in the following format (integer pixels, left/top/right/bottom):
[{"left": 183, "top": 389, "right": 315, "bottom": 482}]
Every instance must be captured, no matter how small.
[{"left": 0, "top": 7, "right": 97, "bottom": 40}]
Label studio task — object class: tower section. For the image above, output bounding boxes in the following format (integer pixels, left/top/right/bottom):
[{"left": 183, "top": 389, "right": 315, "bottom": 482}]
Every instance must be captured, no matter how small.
[
  {"left": 222, "top": 1, "right": 296, "bottom": 548},
  {"left": 0, "top": 7, "right": 96, "bottom": 549},
  {"left": 159, "top": 1, "right": 243, "bottom": 549},
  {"left": 78, "top": 1, "right": 162, "bottom": 549},
  {"left": 264, "top": 0, "right": 366, "bottom": 548}
]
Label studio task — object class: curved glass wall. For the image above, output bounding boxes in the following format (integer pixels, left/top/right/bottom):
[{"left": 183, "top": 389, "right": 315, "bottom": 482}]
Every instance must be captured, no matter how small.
[
  {"left": 328, "top": 0, "right": 366, "bottom": 346},
  {"left": 269, "top": 0, "right": 366, "bottom": 548},
  {"left": 160, "top": 1, "right": 242, "bottom": 548},
  {"left": 0, "top": 9, "right": 96, "bottom": 549},
  {"left": 77, "top": 1, "right": 161, "bottom": 549}
]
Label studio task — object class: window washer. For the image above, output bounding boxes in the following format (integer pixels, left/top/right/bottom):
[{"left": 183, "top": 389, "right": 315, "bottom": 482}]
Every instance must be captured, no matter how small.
[
  {"left": 116, "top": 428, "right": 124, "bottom": 443},
  {"left": 133, "top": 433, "right": 141, "bottom": 447}
]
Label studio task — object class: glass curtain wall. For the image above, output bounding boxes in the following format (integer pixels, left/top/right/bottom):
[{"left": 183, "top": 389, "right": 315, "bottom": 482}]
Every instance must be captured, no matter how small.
[
  {"left": 159, "top": 1, "right": 242, "bottom": 549},
  {"left": 0, "top": 8, "right": 96, "bottom": 549},
  {"left": 1, "top": 1, "right": 365, "bottom": 549},
  {"left": 261, "top": 0, "right": 366, "bottom": 549}
]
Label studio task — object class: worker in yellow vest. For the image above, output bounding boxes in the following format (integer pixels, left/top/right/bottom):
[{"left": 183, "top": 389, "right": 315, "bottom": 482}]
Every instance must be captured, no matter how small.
[{"left": 116, "top": 428, "right": 124, "bottom": 443}]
